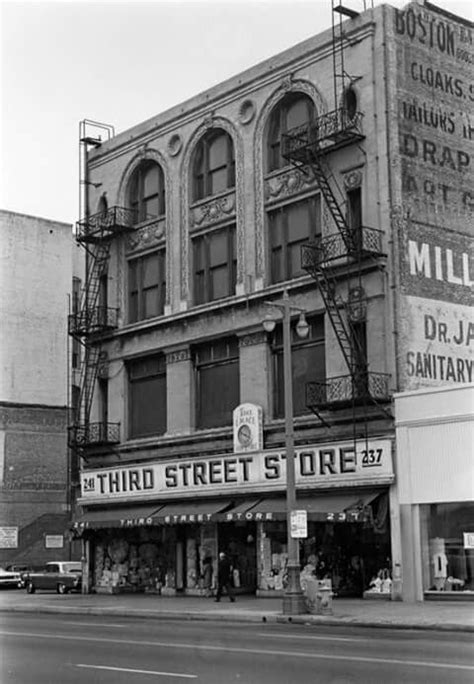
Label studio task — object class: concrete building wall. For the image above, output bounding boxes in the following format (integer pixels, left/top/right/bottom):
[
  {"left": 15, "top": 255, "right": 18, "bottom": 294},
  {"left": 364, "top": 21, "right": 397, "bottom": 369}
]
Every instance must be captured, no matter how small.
[
  {"left": 0, "top": 210, "right": 77, "bottom": 565},
  {"left": 0, "top": 211, "right": 72, "bottom": 406}
]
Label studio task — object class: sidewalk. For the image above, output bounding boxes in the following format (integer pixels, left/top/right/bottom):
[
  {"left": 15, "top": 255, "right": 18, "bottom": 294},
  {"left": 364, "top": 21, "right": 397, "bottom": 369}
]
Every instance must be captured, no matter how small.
[{"left": 1, "top": 590, "right": 473, "bottom": 632}]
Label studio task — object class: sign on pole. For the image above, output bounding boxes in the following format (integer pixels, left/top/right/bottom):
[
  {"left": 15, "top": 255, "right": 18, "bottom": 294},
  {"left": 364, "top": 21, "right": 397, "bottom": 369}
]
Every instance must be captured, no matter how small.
[{"left": 290, "top": 510, "right": 307, "bottom": 538}]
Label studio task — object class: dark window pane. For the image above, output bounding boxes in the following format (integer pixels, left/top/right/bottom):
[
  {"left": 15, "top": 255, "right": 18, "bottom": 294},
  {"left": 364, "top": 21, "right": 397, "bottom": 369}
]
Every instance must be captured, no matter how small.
[
  {"left": 273, "top": 317, "right": 325, "bottom": 418},
  {"left": 143, "top": 165, "right": 159, "bottom": 198},
  {"left": 193, "top": 226, "right": 235, "bottom": 304},
  {"left": 129, "top": 356, "right": 167, "bottom": 438},
  {"left": 198, "top": 361, "right": 239, "bottom": 428},
  {"left": 286, "top": 98, "right": 310, "bottom": 130},
  {"left": 192, "top": 129, "right": 234, "bottom": 201},
  {"left": 210, "top": 168, "right": 228, "bottom": 195},
  {"left": 144, "top": 196, "right": 159, "bottom": 219},
  {"left": 209, "top": 231, "right": 227, "bottom": 266},
  {"left": 209, "top": 135, "right": 227, "bottom": 169},
  {"left": 128, "top": 251, "right": 165, "bottom": 322}
]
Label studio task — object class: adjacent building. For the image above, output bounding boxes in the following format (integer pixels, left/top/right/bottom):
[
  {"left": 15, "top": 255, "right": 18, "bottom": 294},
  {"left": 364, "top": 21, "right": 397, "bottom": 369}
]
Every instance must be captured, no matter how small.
[
  {"left": 0, "top": 210, "right": 82, "bottom": 566},
  {"left": 71, "top": 1, "right": 473, "bottom": 600}
]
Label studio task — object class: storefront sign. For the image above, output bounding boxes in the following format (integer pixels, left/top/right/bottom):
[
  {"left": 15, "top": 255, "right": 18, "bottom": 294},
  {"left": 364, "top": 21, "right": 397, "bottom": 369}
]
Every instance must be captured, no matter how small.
[
  {"left": 0, "top": 526, "right": 18, "bottom": 548},
  {"left": 233, "top": 403, "right": 263, "bottom": 453},
  {"left": 79, "top": 438, "right": 393, "bottom": 503},
  {"left": 291, "top": 510, "right": 308, "bottom": 538}
]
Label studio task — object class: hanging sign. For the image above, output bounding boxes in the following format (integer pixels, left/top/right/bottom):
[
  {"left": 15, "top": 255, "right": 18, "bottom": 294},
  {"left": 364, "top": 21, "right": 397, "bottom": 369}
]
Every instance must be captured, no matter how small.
[{"left": 291, "top": 510, "right": 308, "bottom": 538}]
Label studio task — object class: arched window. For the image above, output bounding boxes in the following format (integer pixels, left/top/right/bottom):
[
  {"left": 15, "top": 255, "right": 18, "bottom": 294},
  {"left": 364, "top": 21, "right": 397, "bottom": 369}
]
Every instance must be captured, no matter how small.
[
  {"left": 266, "top": 93, "right": 315, "bottom": 173},
  {"left": 192, "top": 129, "right": 235, "bottom": 201},
  {"left": 128, "top": 160, "right": 165, "bottom": 224}
]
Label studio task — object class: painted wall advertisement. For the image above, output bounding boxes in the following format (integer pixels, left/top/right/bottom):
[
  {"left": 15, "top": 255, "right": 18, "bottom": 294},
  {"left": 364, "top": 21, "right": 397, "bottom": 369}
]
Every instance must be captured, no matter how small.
[{"left": 393, "top": 2, "right": 473, "bottom": 390}]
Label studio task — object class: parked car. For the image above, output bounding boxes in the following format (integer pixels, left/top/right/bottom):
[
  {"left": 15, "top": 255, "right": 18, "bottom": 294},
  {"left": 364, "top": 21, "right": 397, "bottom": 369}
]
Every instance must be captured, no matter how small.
[
  {"left": 25, "top": 561, "right": 82, "bottom": 595},
  {"left": 0, "top": 567, "right": 21, "bottom": 589},
  {"left": 17, "top": 565, "right": 44, "bottom": 589}
]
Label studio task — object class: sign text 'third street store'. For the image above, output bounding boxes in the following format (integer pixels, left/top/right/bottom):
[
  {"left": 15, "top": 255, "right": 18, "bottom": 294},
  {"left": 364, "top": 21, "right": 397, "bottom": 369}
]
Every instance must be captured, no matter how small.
[{"left": 79, "top": 440, "right": 393, "bottom": 502}]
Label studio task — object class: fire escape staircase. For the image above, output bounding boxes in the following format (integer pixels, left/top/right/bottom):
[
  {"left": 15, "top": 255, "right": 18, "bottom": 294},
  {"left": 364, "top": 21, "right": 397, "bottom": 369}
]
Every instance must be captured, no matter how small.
[
  {"left": 68, "top": 207, "right": 135, "bottom": 454},
  {"left": 282, "top": 110, "right": 390, "bottom": 422}
]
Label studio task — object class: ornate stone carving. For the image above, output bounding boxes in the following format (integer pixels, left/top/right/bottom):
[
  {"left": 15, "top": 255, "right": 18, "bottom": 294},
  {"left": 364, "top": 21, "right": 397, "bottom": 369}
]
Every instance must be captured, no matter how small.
[
  {"left": 281, "top": 73, "right": 295, "bottom": 91},
  {"left": 168, "top": 134, "right": 183, "bottom": 157},
  {"left": 253, "top": 80, "right": 327, "bottom": 280},
  {"left": 126, "top": 219, "right": 166, "bottom": 252},
  {"left": 166, "top": 348, "right": 191, "bottom": 364},
  {"left": 239, "top": 331, "right": 267, "bottom": 347},
  {"left": 190, "top": 193, "right": 236, "bottom": 228},
  {"left": 343, "top": 169, "right": 363, "bottom": 190},
  {"left": 265, "top": 167, "right": 317, "bottom": 202},
  {"left": 239, "top": 99, "right": 256, "bottom": 125}
]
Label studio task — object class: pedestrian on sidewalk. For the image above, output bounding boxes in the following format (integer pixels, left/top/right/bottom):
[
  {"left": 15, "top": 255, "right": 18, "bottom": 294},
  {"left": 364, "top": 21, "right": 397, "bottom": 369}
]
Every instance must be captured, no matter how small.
[
  {"left": 215, "top": 551, "right": 235, "bottom": 602},
  {"left": 202, "top": 556, "right": 214, "bottom": 598}
]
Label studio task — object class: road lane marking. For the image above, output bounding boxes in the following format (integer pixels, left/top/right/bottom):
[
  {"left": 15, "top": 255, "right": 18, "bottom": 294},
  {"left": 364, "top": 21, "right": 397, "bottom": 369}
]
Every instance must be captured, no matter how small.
[
  {"left": 58, "top": 621, "right": 126, "bottom": 628},
  {"left": 2, "top": 630, "right": 473, "bottom": 672},
  {"left": 258, "top": 632, "right": 365, "bottom": 643},
  {"left": 76, "top": 664, "right": 196, "bottom": 678}
]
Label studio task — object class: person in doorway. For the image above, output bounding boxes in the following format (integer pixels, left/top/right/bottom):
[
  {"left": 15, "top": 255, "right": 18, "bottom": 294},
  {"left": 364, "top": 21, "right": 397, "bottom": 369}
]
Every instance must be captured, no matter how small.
[
  {"left": 215, "top": 551, "right": 235, "bottom": 602},
  {"left": 202, "top": 556, "right": 214, "bottom": 598}
]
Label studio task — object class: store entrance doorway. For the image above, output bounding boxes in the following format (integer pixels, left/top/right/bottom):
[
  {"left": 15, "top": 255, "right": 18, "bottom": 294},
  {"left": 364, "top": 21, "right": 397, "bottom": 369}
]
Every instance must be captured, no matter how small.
[{"left": 218, "top": 521, "right": 257, "bottom": 594}]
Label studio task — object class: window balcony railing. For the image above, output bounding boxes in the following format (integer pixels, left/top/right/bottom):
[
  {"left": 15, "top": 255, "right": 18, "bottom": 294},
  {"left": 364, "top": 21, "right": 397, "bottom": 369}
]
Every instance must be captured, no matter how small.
[
  {"left": 68, "top": 306, "right": 119, "bottom": 337},
  {"left": 306, "top": 373, "right": 391, "bottom": 409},
  {"left": 76, "top": 206, "right": 138, "bottom": 243},
  {"left": 68, "top": 422, "right": 120, "bottom": 449},
  {"left": 282, "top": 108, "right": 364, "bottom": 162},
  {"left": 301, "top": 227, "right": 384, "bottom": 267}
]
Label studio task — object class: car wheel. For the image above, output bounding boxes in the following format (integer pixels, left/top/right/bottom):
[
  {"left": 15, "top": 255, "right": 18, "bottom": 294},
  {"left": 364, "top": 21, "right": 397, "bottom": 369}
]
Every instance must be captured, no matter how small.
[
  {"left": 57, "top": 583, "right": 68, "bottom": 595},
  {"left": 26, "top": 582, "right": 35, "bottom": 594}
]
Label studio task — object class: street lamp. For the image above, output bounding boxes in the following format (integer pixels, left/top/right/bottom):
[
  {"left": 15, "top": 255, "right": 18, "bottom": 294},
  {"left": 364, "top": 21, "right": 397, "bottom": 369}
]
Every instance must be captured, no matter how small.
[{"left": 263, "top": 289, "right": 308, "bottom": 615}]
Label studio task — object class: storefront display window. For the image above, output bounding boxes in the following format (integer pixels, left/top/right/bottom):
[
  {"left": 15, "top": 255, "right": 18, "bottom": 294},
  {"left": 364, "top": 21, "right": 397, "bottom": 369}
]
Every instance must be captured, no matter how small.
[
  {"left": 421, "top": 502, "right": 474, "bottom": 594},
  {"left": 91, "top": 527, "right": 176, "bottom": 594},
  {"left": 257, "top": 506, "right": 391, "bottom": 598}
]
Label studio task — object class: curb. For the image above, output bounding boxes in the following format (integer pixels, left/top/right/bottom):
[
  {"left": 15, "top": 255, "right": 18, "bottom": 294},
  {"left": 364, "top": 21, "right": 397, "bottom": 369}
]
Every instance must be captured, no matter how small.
[{"left": 1, "top": 605, "right": 473, "bottom": 632}]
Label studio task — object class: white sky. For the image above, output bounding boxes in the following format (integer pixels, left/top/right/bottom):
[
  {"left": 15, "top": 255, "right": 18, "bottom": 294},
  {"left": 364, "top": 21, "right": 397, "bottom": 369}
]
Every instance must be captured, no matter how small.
[{"left": 1, "top": 0, "right": 472, "bottom": 225}]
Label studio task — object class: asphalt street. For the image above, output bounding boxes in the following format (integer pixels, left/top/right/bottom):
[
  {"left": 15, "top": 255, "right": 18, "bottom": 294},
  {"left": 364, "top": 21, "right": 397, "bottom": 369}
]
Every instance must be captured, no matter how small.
[{"left": 1, "top": 612, "right": 473, "bottom": 684}]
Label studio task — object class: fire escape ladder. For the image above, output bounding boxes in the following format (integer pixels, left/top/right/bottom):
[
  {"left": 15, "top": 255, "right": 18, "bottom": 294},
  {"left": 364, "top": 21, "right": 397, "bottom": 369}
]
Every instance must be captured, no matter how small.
[
  {"left": 307, "top": 153, "right": 355, "bottom": 253},
  {"left": 78, "top": 345, "right": 101, "bottom": 427}
]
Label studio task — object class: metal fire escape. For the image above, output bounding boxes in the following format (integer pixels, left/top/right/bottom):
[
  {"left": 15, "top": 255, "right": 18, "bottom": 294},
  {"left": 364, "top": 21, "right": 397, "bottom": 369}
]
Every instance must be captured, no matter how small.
[
  {"left": 282, "top": 1, "right": 390, "bottom": 435},
  {"left": 68, "top": 120, "right": 135, "bottom": 457}
]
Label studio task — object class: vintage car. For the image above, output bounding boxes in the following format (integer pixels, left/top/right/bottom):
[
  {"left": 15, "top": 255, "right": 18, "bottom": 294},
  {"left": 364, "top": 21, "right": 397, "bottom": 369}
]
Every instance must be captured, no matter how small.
[
  {"left": 25, "top": 561, "right": 82, "bottom": 594},
  {"left": 0, "top": 567, "right": 21, "bottom": 589}
]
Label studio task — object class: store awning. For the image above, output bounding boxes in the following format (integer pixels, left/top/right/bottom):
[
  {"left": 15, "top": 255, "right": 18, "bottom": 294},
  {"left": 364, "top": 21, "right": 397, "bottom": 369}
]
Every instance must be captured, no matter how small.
[
  {"left": 73, "top": 504, "right": 164, "bottom": 531},
  {"left": 238, "top": 491, "right": 381, "bottom": 523},
  {"left": 153, "top": 499, "right": 233, "bottom": 524},
  {"left": 216, "top": 499, "right": 262, "bottom": 522}
]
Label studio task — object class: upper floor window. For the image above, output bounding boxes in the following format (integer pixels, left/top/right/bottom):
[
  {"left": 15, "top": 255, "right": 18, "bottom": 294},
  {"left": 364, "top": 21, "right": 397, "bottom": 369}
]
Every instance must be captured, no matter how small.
[
  {"left": 268, "top": 195, "right": 321, "bottom": 284},
  {"left": 193, "top": 225, "right": 236, "bottom": 305},
  {"left": 272, "top": 316, "right": 325, "bottom": 418},
  {"left": 129, "top": 160, "right": 166, "bottom": 224},
  {"left": 193, "top": 337, "right": 239, "bottom": 429},
  {"left": 192, "top": 129, "right": 235, "bottom": 201},
  {"left": 128, "top": 354, "right": 167, "bottom": 438},
  {"left": 266, "top": 93, "right": 315, "bottom": 173},
  {"left": 128, "top": 250, "right": 166, "bottom": 323}
]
